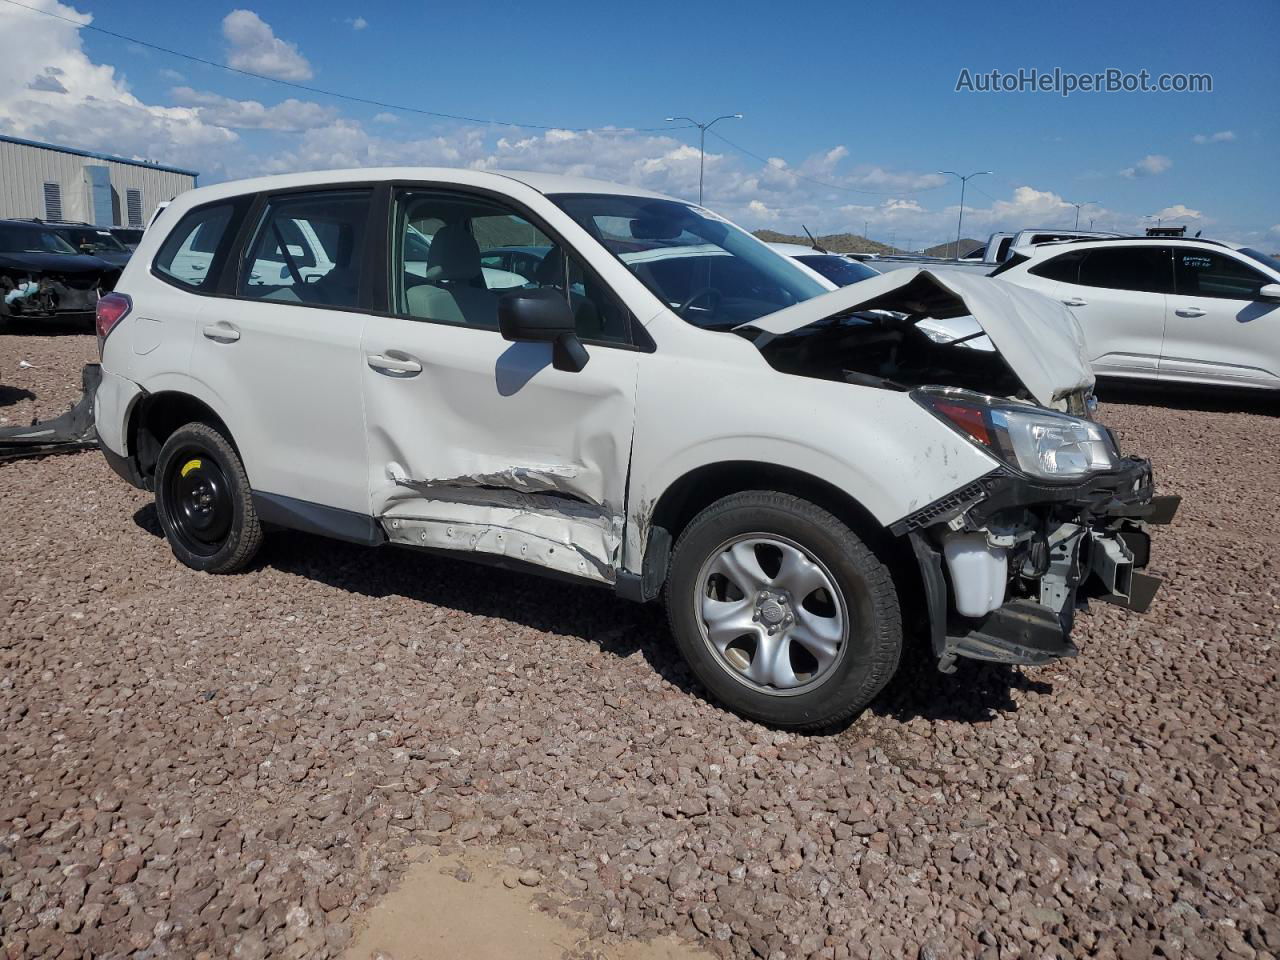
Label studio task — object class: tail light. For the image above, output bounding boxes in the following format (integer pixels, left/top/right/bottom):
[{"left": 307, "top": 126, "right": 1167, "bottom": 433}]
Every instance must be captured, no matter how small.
[{"left": 95, "top": 292, "right": 131, "bottom": 351}]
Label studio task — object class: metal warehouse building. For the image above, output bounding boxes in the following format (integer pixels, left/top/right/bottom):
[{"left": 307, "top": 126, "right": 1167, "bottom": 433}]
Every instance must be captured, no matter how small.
[{"left": 0, "top": 134, "right": 197, "bottom": 228}]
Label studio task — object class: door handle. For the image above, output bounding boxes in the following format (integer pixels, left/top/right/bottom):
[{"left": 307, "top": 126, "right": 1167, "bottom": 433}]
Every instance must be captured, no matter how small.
[
  {"left": 1061, "top": 297, "right": 1088, "bottom": 307},
  {"left": 1175, "top": 307, "right": 1206, "bottom": 318},
  {"left": 366, "top": 352, "right": 422, "bottom": 376},
  {"left": 201, "top": 322, "right": 240, "bottom": 343}
]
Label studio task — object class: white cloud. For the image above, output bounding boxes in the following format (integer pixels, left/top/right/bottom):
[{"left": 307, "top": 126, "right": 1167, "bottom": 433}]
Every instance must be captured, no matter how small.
[
  {"left": 346, "top": 16, "right": 368, "bottom": 30},
  {"left": 1192, "top": 130, "right": 1235, "bottom": 144},
  {"left": 1268, "top": 225, "right": 1280, "bottom": 236},
  {"left": 1120, "top": 154, "right": 1172, "bottom": 178},
  {"left": 1151, "top": 204, "right": 1202, "bottom": 221},
  {"left": 222, "top": 9, "right": 313, "bottom": 82},
  {"left": 372, "top": 112, "right": 398, "bottom": 124},
  {"left": 0, "top": 0, "right": 237, "bottom": 177},
  {"left": 169, "top": 87, "right": 336, "bottom": 131}
]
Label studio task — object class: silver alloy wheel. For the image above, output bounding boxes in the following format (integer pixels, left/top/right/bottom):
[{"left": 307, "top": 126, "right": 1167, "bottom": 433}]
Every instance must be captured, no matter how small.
[{"left": 693, "top": 534, "right": 849, "bottom": 696}]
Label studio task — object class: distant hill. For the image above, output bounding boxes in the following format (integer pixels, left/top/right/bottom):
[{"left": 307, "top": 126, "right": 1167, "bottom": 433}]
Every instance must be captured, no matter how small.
[
  {"left": 922, "top": 238, "right": 984, "bottom": 259},
  {"left": 752, "top": 230, "right": 901, "bottom": 256}
]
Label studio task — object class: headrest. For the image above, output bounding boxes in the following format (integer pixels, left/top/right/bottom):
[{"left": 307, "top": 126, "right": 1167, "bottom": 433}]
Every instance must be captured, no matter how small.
[{"left": 424, "top": 223, "right": 481, "bottom": 282}]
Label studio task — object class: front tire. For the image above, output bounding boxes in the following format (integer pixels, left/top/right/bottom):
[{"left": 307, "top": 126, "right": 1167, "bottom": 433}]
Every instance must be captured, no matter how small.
[
  {"left": 154, "top": 422, "right": 262, "bottom": 573},
  {"left": 665, "top": 491, "right": 902, "bottom": 730}
]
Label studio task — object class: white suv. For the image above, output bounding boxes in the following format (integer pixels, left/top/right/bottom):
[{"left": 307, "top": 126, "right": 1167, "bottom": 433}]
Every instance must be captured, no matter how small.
[
  {"left": 996, "top": 237, "right": 1280, "bottom": 389},
  {"left": 93, "top": 168, "right": 1176, "bottom": 728}
]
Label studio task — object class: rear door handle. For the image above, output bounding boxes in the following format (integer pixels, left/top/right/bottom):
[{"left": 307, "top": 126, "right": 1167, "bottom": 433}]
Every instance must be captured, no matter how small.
[
  {"left": 201, "top": 322, "right": 240, "bottom": 343},
  {"left": 1061, "top": 297, "right": 1088, "bottom": 307},
  {"left": 1175, "top": 306, "right": 1206, "bottom": 318},
  {"left": 367, "top": 352, "right": 422, "bottom": 376}
]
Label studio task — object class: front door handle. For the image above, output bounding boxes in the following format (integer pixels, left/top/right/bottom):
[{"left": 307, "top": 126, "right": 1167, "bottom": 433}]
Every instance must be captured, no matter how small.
[
  {"left": 367, "top": 352, "right": 422, "bottom": 376},
  {"left": 1061, "top": 297, "right": 1088, "bottom": 307},
  {"left": 1175, "top": 306, "right": 1206, "bottom": 318},
  {"left": 201, "top": 322, "right": 240, "bottom": 343}
]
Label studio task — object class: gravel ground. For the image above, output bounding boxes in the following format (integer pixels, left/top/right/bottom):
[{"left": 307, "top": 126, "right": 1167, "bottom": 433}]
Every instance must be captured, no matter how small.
[{"left": 1, "top": 331, "right": 1277, "bottom": 960}]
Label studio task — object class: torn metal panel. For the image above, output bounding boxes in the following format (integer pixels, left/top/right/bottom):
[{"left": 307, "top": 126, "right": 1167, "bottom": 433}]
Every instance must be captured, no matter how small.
[
  {"left": 381, "top": 499, "right": 621, "bottom": 583},
  {"left": 361, "top": 318, "right": 639, "bottom": 583},
  {"left": 0, "top": 363, "right": 101, "bottom": 462},
  {"left": 736, "top": 267, "right": 1094, "bottom": 407}
]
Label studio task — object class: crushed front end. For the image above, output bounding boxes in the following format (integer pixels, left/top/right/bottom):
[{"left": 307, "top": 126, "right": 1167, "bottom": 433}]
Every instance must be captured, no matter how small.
[
  {"left": 1, "top": 271, "right": 110, "bottom": 325},
  {"left": 896, "top": 388, "right": 1179, "bottom": 672}
]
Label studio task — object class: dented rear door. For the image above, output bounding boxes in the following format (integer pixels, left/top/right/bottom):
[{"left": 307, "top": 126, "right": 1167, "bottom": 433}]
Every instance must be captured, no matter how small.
[{"left": 360, "top": 315, "right": 638, "bottom": 584}]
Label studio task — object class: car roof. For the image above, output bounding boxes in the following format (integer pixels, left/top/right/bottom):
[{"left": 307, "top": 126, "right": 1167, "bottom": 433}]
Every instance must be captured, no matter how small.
[
  {"left": 165, "top": 167, "right": 678, "bottom": 208},
  {"left": 1023, "top": 235, "right": 1245, "bottom": 257}
]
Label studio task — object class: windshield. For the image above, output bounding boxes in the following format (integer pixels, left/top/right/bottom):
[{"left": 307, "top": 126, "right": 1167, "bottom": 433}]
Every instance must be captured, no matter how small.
[
  {"left": 0, "top": 224, "right": 77, "bottom": 255},
  {"left": 1239, "top": 247, "right": 1280, "bottom": 275},
  {"left": 796, "top": 254, "right": 879, "bottom": 287},
  {"left": 552, "top": 194, "right": 827, "bottom": 330},
  {"left": 61, "top": 228, "right": 127, "bottom": 252}
]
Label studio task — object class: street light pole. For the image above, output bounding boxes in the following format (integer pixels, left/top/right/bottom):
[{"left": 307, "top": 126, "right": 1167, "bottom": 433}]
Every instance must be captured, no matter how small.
[
  {"left": 938, "top": 170, "right": 992, "bottom": 258},
  {"left": 1068, "top": 200, "right": 1100, "bottom": 230},
  {"left": 665, "top": 113, "right": 743, "bottom": 205}
]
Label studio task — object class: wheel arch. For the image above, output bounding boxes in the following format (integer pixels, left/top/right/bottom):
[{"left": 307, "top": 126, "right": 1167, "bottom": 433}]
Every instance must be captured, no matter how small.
[
  {"left": 633, "top": 461, "right": 924, "bottom": 624},
  {"left": 127, "top": 390, "right": 236, "bottom": 489}
]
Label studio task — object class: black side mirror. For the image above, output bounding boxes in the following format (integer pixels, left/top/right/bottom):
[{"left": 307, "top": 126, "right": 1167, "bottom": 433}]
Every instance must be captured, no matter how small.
[{"left": 498, "top": 289, "right": 589, "bottom": 372}]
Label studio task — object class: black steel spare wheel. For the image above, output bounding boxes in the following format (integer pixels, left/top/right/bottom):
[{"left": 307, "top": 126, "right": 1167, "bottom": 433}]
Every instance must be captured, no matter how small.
[
  {"left": 168, "top": 455, "right": 233, "bottom": 554},
  {"left": 154, "top": 422, "right": 263, "bottom": 573}
]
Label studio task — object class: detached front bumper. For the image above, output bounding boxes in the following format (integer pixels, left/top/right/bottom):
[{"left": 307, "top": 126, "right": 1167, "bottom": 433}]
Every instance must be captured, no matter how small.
[{"left": 901, "top": 457, "right": 1179, "bottom": 672}]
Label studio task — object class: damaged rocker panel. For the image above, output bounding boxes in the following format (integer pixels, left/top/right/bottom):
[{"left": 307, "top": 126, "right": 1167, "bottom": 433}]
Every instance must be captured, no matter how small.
[{"left": 381, "top": 466, "right": 624, "bottom": 584}]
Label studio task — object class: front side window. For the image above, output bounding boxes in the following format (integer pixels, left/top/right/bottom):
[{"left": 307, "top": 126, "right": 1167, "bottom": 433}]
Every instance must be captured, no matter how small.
[
  {"left": 1076, "top": 247, "right": 1172, "bottom": 293},
  {"left": 239, "top": 190, "right": 372, "bottom": 308},
  {"left": 392, "top": 189, "right": 631, "bottom": 343},
  {"left": 552, "top": 194, "right": 827, "bottom": 330},
  {"left": 154, "top": 203, "right": 236, "bottom": 289},
  {"left": 1174, "top": 250, "right": 1270, "bottom": 300}
]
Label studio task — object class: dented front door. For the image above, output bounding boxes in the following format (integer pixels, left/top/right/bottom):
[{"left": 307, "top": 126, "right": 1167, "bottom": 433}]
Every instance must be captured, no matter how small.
[{"left": 360, "top": 316, "right": 638, "bottom": 583}]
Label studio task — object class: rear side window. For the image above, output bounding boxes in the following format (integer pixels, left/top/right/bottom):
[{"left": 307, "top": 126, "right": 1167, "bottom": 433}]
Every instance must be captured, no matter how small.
[
  {"left": 239, "top": 190, "right": 373, "bottom": 308},
  {"left": 153, "top": 203, "right": 237, "bottom": 290},
  {"left": 1077, "top": 247, "right": 1172, "bottom": 293},
  {"left": 1174, "top": 250, "right": 1269, "bottom": 300}
]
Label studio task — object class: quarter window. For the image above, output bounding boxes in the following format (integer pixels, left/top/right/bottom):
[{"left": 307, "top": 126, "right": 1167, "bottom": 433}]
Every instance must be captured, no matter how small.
[
  {"left": 1029, "top": 251, "right": 1086, "bottom": 284},
  {"left": 153, "top": 203, "right": 236, "bottom": 290},
  {"left": 393, "top": 190, "right": 632, "bottom": 343},
  {"left": 1174, "top": 250, "right": 1269, "bottom": 300},
  {"left": 239, "top": 190, "right": 372, "bottom": 308}
]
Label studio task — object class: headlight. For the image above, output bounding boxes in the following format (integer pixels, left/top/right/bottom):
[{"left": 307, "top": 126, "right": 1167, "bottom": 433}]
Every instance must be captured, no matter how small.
[{"left": 915, "top": 388, "right": 1116, "bottom": 481}]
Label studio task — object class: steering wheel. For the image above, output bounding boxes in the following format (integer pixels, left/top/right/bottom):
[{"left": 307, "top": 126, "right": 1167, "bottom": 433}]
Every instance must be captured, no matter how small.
[{"left": 675, "top": 287, "right": 721, "bottom": 318}]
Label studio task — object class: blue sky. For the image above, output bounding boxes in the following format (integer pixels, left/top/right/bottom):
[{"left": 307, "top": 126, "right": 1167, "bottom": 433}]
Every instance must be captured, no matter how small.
[{"left": 2, "top": 0, "right": 1277, "bottom": 247}]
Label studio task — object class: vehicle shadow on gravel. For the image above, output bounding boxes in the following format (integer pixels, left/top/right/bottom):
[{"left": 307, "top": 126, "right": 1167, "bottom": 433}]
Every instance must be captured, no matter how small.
[
  {"left": 868, "top": 649, "right": 1052, "bottom": 726},
  {"left": 133, "top": 504, "right": 1052, "bottom": 733},
  {"left": 1098, "top": 381, "right": 1279, "bottom": 415},
  {"left": 0, "top": 385, "right": 37, "bottom": 407}
]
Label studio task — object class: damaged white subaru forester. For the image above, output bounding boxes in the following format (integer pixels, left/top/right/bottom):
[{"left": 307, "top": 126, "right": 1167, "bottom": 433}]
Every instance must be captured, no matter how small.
[{"left": 94, "top": 169, "right": 1178, "bottom": 729}]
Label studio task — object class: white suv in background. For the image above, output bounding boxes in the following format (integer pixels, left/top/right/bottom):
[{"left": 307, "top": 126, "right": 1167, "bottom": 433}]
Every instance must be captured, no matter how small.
[
  {"left": 92, "top": 168, "right": 1175, "bottom": 729},
  {"left": 996, "top": 237, "right": 1280, "bottom": 389}
]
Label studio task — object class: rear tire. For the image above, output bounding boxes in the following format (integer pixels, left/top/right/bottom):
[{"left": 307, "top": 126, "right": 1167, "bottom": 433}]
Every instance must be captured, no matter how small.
[
  {"left": 154, "top": 422, "right": 262, "bottom": 573},
  {"left": 665, "top": 491, "right": 901, "bottom": 730}
]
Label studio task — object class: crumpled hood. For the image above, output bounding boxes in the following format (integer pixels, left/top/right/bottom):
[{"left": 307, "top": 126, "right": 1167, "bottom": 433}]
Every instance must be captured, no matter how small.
[{"left": 737, "top": 267, "right": 1094, "bottom": 407}]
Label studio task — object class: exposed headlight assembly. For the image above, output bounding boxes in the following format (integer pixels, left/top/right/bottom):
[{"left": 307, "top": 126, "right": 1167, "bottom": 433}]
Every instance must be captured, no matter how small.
[{"left": 915, "top": 388, "right": 1117, "bottom": 481}]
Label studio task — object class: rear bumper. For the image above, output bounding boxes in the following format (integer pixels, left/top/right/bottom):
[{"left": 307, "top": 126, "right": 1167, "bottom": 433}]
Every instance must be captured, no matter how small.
[{"left": 909, "top": 458, "right": 1180, "bottom": 671}]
